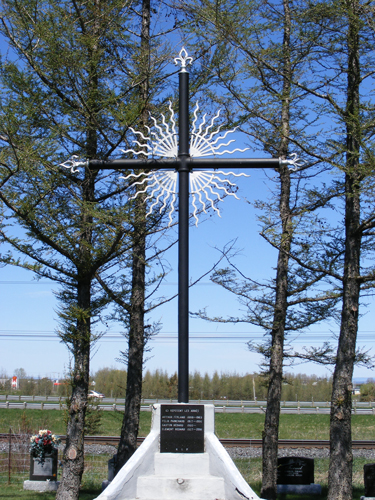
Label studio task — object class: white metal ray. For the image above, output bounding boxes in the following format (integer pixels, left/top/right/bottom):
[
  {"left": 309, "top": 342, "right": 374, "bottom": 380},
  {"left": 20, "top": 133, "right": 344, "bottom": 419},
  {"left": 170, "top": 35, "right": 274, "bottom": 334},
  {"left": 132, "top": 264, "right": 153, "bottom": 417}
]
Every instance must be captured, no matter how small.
[
  {"left": 121, "top": 102, "right": 250, "bottom": 225},
  {"left": 58, "top": 47, "right": 303, "bottom": 226}
]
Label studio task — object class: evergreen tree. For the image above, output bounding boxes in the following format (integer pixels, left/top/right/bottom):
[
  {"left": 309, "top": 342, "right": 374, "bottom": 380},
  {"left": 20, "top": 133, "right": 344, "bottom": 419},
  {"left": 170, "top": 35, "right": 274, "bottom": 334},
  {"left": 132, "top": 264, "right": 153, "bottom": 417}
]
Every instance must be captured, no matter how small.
[
  {"left": 0, "top": 1, "right": 171, "bottom": 497},
  {"left": 294, "top": 1, "right": 375, "bottom": 497},
  {"left": 94, "top": 368, "right": 127, "bottom": 398}
]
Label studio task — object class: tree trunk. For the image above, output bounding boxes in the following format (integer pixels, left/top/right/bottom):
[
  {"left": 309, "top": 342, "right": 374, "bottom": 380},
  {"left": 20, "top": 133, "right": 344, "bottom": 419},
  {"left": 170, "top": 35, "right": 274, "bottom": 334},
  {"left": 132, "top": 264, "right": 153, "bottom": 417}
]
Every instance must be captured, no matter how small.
[
  {"left": 328, "top": 171, "right": 361, "bottom": 500},
  {"left": 261, "top": 165, "right": 292, "bottom": 500},
  {"left": 115, "top": 192, "right": 147, "bottom": 473},
  {"left": 56, "top": 280, "right": 92, "bottom": 500},
  {"left": 115, "top": 0, "right": 150, "bottom": 473},
  {"left": 261, "top": 1, "right": 292, "bottom": 498},
  {"left": 328, "top": 2, "right": 361, "bottom": 498},
  {"left": 56, "top": 169, "right": 96, "bottom": 500}
]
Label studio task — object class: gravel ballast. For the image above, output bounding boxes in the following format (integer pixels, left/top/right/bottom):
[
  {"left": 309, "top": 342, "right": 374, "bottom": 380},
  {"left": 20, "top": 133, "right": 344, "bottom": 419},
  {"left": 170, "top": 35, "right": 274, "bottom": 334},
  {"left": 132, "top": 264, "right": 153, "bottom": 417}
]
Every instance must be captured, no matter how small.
[{"left": 2, "top": 442, "right": 374, "bottom": 460}]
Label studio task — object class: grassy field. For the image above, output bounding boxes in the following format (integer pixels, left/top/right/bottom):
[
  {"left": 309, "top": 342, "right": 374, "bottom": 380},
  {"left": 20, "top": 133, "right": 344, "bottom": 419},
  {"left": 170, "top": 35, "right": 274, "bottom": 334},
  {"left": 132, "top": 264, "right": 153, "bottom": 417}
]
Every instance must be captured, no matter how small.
[
  {"left": 1, "top": 408, "right": 374, "bottom": 440},
  {"left": 0, "top": 484, "right": 98, "bottom": 499},
  {"left": 0, "top": 459, "right": 367, "bottom": 500}
]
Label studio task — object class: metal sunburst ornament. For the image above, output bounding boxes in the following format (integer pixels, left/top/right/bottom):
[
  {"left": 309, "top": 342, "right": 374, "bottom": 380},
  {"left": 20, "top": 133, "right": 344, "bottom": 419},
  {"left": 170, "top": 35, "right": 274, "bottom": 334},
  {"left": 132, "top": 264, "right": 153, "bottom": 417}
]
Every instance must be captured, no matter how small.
[
  {"left": 121, "top": 101, "right": 250, "bottom": 226},
  {"left": 59, "top": 47, "right": 304, "bottom": 229}
]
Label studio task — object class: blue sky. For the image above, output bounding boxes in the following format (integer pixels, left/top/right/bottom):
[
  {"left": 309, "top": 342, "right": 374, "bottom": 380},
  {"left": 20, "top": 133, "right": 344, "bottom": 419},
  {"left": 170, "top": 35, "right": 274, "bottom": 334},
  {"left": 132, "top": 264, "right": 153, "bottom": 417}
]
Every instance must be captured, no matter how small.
[
  {"left": 0, "top": 21, "right": 374, "bottom": 384},
  {"left": 1, "top": 165, "right": 375, "bottom": 382}
]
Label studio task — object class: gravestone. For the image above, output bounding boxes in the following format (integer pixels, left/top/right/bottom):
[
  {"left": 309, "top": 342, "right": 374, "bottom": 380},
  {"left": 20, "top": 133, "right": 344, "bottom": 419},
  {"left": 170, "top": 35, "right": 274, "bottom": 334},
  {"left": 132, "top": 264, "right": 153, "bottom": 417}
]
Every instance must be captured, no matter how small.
[
  {"left": 102, "top": 455, "right": 117, "bottom": 492},
  {"left": 24, "top": 449, "right": 59, "bottom": 492},
  {"left": 160, "top": 405, "right": 204, "bottom": 453},
  {"left": 277, "top": 456, "right": 321, "bottom": 496},
  {"left": 29, "top": 449, "right": 58, "bottom": 481},
  {"left": 364, "top": 463, "right": 375, "bottom": 498},
  {"left": 277, "top": 456, "right": 314, "bottom": 485}
]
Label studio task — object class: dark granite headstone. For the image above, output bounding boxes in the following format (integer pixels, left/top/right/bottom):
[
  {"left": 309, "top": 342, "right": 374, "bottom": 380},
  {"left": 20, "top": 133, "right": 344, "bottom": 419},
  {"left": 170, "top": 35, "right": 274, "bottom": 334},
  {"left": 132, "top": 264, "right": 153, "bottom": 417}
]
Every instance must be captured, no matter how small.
[
  {"left": 277, "top": 457, "right": 314, "bottom": 485},
  {"left": 160, "top": 404, "right": 204, "bottom": 453},
  {"left": 364, "top": 463, "right": 375, "bottom": 497},
  {"left": 108, "top": 455, "right": 117, "bottom": 481},
  {"left": 29, "top": 449, "right": 58, "bottom": 481}
]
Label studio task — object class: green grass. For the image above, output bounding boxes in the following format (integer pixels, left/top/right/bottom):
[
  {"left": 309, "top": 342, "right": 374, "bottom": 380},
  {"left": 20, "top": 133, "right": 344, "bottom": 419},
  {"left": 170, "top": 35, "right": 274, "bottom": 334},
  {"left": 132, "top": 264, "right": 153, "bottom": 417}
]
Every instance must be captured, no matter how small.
[
  {"left": 0, "top": 484, "right": 98, "bottom": 499},
  {"left": 1, "top": 457, "right": 367, "bottom": 499},
  {"left": 214, "top": 412, "right": 375, "bottom": 440},
  {"left": 1, "top": 409, "right": 374, "bottom": 440},
  {"left": 0, "top": 409, "right": 151, "bottom": 437}
]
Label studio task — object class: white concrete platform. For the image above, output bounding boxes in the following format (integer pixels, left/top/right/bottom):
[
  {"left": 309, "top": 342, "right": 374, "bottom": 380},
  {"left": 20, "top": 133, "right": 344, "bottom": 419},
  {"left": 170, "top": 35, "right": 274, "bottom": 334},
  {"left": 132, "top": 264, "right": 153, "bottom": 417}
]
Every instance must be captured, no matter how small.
[
  {"left": 137, "top": 452, "right": 224, "bottom": 499},
  {"left": 95, "top": 404, "right": 262, "bottom": 500},
  {"left": 153, "top": 452, "right": 210, "bottom": 476},
  {"left": 137, "top": 475, "right": 225, "bottom": 500}
]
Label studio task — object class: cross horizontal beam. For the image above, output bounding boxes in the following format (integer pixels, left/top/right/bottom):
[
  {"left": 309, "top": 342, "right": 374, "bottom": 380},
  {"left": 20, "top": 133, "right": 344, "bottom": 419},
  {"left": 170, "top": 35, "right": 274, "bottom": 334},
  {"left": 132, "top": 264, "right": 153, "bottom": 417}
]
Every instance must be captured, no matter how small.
[{"left": 88, "top": 157, "right": 282, "bottom": 171}]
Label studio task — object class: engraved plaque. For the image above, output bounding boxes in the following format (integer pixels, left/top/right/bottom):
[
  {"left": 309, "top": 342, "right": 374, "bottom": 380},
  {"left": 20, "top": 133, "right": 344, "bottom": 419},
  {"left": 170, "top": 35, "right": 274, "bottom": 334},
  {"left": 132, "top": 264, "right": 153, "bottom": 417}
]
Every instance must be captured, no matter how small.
[
  {"left": 29, "top": 449, "right": 58, "bottom": 481},
  {"left": 277, "top": 456, "right": 314, "bottom": 485},
  {"left": 160, "top": 404, "right": 204, "bottom": 453},
  {"left": 34, "top": 458, "right": 53, "bottom": 476}
]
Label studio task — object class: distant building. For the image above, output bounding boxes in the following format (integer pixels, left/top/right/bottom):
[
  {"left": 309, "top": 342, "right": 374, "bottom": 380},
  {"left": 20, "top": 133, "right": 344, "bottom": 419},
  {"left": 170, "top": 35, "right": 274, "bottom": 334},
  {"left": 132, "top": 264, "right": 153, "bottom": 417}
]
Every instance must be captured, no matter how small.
[
  {"left": 11, "top": 376, "right": 19, "bottom": 389},
  {"left": 351, "top": 378, "right": 373, "bottom": 397}
]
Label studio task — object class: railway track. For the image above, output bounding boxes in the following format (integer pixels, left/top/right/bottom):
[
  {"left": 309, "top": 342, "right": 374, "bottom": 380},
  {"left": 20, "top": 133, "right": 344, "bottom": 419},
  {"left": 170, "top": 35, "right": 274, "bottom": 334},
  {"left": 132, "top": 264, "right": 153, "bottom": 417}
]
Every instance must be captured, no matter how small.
[
  {"left": 1, "top": 433, "right": 373, "bottom": 449},
  {"left": 84, "top": 436, "right": 375, "bottom": 449}
]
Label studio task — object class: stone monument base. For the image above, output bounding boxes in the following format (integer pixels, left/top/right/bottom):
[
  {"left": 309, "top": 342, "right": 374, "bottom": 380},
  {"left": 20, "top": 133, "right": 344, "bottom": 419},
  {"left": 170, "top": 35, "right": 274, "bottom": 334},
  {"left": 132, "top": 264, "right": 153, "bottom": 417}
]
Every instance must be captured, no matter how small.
[
  {"left": 24, "top": 480, "right": 60, "bottom": 492},
  {"left": 96, "top": 404, "right": 262, "bottom": 500}
]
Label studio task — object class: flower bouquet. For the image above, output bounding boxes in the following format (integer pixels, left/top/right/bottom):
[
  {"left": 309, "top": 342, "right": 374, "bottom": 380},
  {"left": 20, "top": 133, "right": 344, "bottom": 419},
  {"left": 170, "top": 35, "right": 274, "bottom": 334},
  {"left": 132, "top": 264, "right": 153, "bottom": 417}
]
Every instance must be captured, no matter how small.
[{"left": 30, "top": 429, "right": 61, "bottom": 464}]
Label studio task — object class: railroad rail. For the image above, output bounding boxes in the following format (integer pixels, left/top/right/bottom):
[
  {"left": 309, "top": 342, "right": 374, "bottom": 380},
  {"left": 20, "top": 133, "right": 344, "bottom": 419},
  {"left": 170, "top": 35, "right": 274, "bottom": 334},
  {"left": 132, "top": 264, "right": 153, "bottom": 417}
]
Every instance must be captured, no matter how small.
[
  {"left": 1, "top": 433, "right": 374, "bottom": 449},
  {"left": 82, "top": 437, "right": 375, "bottom": 449}
]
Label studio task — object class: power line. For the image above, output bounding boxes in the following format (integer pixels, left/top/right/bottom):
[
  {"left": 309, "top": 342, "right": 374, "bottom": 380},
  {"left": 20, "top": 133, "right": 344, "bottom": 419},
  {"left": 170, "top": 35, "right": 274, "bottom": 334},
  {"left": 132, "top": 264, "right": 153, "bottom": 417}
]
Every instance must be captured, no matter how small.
[
  {"left": 0, "top": 281, "right": 54, "bottom": 284},
  {"left": 0, "top": 281, "right": 211, "bottom": 285},
  {"left": 0, "top": 330, "right": 374, "bottom": 344}
]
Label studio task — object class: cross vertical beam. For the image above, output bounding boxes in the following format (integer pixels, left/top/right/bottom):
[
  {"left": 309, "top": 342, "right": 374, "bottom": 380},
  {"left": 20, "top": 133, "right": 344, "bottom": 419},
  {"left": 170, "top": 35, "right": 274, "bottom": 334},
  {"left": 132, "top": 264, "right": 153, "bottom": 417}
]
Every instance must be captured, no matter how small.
[
  {"left": 177, "top": 68, "right": 190, "bottom": 403},
  {"left": 62, "top": 49, "right": 296, "bottom": 406}
]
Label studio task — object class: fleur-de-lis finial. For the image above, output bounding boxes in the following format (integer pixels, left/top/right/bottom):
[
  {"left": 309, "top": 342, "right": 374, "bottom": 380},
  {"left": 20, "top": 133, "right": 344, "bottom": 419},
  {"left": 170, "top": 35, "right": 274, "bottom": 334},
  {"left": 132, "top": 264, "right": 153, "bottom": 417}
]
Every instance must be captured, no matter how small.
[
  {"left": 59, "top": 155, "right": 88, "bottom": 172},
  {"left": 174, "top": 47, "right": 193, "bottom": 73},
  {"left": 279, "top": 153, "right": 305, "bottom": 171}
]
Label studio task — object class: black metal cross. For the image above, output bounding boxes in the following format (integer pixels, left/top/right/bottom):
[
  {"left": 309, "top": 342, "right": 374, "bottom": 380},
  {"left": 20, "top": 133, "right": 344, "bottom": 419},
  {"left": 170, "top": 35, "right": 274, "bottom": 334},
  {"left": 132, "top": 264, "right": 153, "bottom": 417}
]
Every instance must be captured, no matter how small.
[{"left": 65, "top": 49, "right": 292, "bottom": 403}]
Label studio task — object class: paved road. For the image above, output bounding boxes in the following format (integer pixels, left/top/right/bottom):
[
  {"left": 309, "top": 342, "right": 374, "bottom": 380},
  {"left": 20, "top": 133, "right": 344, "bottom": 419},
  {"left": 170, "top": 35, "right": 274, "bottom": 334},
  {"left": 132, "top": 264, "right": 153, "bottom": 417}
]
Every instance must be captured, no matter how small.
[{"left": 0, "top": 399, "right": 374, "bottom": 414}]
